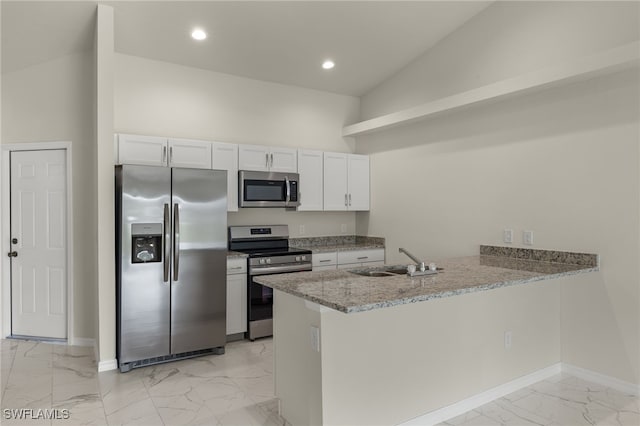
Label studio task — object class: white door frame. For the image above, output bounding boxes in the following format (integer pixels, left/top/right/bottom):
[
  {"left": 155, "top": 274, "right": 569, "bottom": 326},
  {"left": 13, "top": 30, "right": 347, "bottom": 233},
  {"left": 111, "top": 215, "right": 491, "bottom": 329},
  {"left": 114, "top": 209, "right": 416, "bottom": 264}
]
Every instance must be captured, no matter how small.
[{"left": 0, "top": 142, "right": 74, "bottom": 344}]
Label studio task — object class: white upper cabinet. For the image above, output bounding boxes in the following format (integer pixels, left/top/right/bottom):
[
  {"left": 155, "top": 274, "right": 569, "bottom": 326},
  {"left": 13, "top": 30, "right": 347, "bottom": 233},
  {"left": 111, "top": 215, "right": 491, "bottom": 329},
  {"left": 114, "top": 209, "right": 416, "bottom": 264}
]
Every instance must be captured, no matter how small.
[
  {"left": 323, "top": 152, "right": 349, "bottom": 211},
  {"left": 238, "top": 144, "right": 270, "bottom": 171},
  {"left": 323, "top": 152, "right": 369, "bottom": 211},
  {"left": 212, "top": 142, "right": 239, "bottom": 212},
  {"left": 167, "top": 138, "right": 212, "bottom": 169},
  {"left": 117, "top": 134, "right": 212, "bottom": 169},
  {"left": 117, "top": 134, "right": 168, "bottom": 166},
  {"left": 238, "top": 144, "right": 297, "bottom": 173},
  {"left": 297, "top": 149, "right": 324, "bottom": 211},
  {"left": 269, "top": 147, "right": 298, "bottom": 173}
]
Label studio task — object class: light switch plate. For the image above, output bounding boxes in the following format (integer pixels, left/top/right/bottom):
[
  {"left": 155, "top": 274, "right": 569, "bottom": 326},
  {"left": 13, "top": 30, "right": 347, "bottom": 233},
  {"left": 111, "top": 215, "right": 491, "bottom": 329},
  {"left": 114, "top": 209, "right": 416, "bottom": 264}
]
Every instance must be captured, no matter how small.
[
  {"left": 503, "top": 229, "right": 513, "bottom": 244},
  {"left": 523, "top": 230, "right": 534, "bottom": 245}
]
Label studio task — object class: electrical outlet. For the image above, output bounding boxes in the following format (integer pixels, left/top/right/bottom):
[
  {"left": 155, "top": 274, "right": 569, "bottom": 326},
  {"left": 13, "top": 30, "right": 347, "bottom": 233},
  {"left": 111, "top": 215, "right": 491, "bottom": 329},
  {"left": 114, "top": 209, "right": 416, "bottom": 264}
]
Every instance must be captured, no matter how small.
[
  {"left": 523, "top": 230, "right": 534, "bottom": 245},
  {"left": 504, "top": 331, "right": 512, "bottom": 349},
  {"left": 503, "top": 229, "right": 513, "bottom": 244},
  {"left": 299, "top": 224, "right": 305, "bottom": 235},
  {"left": 340, "top": 224, "right": 347, "bottom": 233}
]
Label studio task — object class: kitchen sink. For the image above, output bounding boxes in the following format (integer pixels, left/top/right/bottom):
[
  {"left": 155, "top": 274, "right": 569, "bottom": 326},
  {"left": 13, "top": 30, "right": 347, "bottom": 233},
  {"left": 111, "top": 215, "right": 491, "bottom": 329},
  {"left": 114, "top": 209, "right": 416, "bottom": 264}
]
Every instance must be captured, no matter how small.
[
  {"left": 350, "top": 270, "right": 396, "bottom": 277},
  {"left": 349, "top": 265, "right": 409, "bottom": 277},
  {"left": 349, "top": 265, "right": 442, "bottom": 278}
]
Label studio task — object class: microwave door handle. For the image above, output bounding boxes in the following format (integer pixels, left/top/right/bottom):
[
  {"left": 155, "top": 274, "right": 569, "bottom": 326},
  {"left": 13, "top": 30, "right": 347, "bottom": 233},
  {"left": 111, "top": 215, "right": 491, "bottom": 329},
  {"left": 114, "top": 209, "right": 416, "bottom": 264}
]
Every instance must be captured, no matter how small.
[
  {"left": 173, "top": 203, "right": 180, "bottom": 282},
  {"left": 163, "top": 203, "right": 170, "bottom": 282},
  {"left": 285, "top": 176, "right": 291, "bottom": 205}
]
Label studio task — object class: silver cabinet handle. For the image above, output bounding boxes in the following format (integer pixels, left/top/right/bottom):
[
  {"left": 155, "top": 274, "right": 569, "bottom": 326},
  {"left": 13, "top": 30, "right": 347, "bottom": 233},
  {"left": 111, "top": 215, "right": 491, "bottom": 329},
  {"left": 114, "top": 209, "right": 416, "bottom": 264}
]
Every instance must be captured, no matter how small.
[
  {"left": 357, "top": 256, "right": 369, "bottom": 260},
  {"left": 265, "top": 153, "right": 269, "bottom": 168},
  {"left": 163, "top": 203, "right": 170, "bottom": 282},
  {"left": 344, "top": 194, "right": 348, "bottom": 206},
  {"left": 169, "top": 146, "right": 173, "bottom": 165},
  {"left": 270, "top": 153, "right": 274, "bottom": 168},
  {"left": 319, "top": 259, "right": 332, "bottom": 263},
  {"left": 349, "top": 194, "right": 352, "bottom": 206},
  {"left": 173, "top": 203, "right": 180, "bottom": 281},
  {"left": 229, "top": 266, "right": 243, "bottom": 270},
  {"left": 162, "top": 146, "right": 167, "bottom": 165}
]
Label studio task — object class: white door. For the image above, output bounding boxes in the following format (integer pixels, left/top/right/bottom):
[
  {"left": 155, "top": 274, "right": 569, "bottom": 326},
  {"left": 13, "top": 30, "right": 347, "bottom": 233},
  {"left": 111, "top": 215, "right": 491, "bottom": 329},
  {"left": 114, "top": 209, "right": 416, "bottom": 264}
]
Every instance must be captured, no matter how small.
[{"left": 10, "top": 150, "right": 67, "bottom": 339}]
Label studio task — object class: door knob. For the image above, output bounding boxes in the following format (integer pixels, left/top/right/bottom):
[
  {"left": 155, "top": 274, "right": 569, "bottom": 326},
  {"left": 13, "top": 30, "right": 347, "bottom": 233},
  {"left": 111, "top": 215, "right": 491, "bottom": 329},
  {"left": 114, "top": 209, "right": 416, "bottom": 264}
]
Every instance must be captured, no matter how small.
[
  {"left": 11, "top": 238, "right": 18, "bottom": 244},
  {"left": 7, "top": 251, "right": 17, "bottom": 258}
]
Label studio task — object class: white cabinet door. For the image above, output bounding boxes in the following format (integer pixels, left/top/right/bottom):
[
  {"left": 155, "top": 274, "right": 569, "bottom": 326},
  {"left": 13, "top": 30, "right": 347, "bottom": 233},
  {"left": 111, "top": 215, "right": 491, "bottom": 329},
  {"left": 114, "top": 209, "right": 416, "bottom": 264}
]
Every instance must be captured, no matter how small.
[
  {"left": 167, "top": 138, "right": 212, "bottom": 169},
  {"left": 348, "top": 154, "right": 370, "bottom": 211},
  {"left": 226, "top": 258, "right": 247, "bottom": 335},
  {"left": 312, "top": 251, "right": 337, "bottom": 270},
  {"left": 118, "top": 134, "right": 168, "bottom": 166},
  {"left": 323, "top": 152, "right": 348, "bottom": 211},
  {"left": 238, "top": 144, "right": 270, "bottom": 171},
  {"left": 298, "top": 149, "right": 323, "bottom": 211},
  {"left": 337, "top": 249, "right": 385, "bottom": 265},
  {"left": 213, "top": 142, "right": 239, "bottom": 212},
  {"left": 270, "top": 147, "right": 298, "bottom": 173}
]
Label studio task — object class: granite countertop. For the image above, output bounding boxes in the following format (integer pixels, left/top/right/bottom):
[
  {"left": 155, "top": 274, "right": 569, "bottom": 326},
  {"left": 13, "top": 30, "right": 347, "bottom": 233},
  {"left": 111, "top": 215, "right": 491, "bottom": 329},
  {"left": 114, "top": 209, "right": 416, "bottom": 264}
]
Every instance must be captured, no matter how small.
[
  {"left": 253, "top": 246, "right": 599, "bottom": 313},
  {"left": 227, "top": 250, "right": 248, "bottom": 259},
  {"left": 289, "top": 235, "right": 385, "bottom": 253}
]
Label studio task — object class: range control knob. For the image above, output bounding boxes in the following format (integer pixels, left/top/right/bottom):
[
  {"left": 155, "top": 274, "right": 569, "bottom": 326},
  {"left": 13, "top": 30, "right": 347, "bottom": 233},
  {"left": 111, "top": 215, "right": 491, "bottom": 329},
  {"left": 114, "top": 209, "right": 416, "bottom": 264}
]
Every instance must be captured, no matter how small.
[
  {"left": 295, "top": 256, "right": 301, "bottom": 262},
  {"left": 266, "top": 258, "right": 271, "bottom": 264},
  {"left": 259, "top": 259, "right": 266, "bottom": 265},
  {"left": 301, "top": 255, "right": 307, "bottom": 261}
]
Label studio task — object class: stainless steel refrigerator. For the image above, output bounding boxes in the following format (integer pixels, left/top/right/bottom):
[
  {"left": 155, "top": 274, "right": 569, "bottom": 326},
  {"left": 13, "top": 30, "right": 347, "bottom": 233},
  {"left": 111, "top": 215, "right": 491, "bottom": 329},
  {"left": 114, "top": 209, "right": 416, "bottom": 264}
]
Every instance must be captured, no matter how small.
[{"left": 115, "top": 165, "right": 227, "bottom": 372}]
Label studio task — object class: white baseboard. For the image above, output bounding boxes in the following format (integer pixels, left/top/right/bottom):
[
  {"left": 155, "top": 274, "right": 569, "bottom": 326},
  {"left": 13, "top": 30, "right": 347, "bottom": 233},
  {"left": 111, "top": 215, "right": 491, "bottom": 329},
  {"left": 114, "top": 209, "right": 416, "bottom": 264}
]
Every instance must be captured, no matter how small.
[
  {"left": 400, "top": 363, "right": 562, "bottom": 426},
  {"left": 400, "top": 362, "right": 640, "bottom": 426},
  {"left": 98, "top": 359, "right": 118, "bottom": 372},
  {"left": 561, "top": 363, "right": 640, "bottom": 396},
  {"left": 70, "top": 337, "right": 95, "bottom": 347}
]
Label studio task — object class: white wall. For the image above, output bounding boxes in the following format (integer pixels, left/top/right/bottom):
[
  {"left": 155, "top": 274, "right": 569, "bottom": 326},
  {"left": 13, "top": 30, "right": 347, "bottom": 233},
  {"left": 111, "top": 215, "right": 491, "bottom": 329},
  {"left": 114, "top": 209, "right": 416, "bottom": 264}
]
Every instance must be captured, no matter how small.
[
  {"left": 356, "top": 1, "right": 640, "bottom": 384},
  {"left": 1, "top": 52, "right": 97, "bottom": 341},
  {"left": 361, "top": 1, "right": 640, "bottom": 120},
  {"left": 114, "top": 53, "right": 360, "bottom": 236}
]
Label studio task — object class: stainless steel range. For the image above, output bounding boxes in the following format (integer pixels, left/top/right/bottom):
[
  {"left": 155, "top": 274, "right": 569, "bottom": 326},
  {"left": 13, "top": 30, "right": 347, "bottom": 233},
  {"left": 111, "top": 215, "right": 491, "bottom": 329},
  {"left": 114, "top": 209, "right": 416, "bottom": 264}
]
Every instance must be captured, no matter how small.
[{"left": 228, "top": 225, "right": 312, "bottom": 340}]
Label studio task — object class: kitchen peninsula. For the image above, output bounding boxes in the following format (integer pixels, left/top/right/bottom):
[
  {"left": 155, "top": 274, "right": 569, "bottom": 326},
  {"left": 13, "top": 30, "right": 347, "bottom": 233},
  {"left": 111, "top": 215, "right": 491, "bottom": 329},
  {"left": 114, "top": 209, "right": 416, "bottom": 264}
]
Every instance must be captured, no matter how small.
[{"left": 255, "top": 245, "right": 599, "bottom": 425}]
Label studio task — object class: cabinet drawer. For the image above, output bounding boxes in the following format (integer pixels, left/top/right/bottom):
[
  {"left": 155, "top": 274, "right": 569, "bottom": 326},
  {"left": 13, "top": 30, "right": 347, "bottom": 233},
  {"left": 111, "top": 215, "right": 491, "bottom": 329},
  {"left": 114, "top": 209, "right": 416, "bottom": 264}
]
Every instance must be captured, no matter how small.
[
  {"left": 312, "top": 252, "right": 337, "bottom": 267},
  {"left": 227, "top": 258, "right": 247, "bottom": 274},
  {"left": 337, "top": 249, "right": 384, "bottom": 265}
]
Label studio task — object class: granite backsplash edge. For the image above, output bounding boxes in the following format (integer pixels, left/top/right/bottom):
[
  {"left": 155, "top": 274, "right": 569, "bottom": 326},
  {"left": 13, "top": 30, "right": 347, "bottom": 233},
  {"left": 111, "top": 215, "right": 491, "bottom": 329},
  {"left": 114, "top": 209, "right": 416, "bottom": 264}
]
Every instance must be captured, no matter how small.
[
  {"left": 290, "top": 235, "right": 385, "bottom": 248},
  {"left": 480, "top": 245, "right": 599, "bottom": 267}
]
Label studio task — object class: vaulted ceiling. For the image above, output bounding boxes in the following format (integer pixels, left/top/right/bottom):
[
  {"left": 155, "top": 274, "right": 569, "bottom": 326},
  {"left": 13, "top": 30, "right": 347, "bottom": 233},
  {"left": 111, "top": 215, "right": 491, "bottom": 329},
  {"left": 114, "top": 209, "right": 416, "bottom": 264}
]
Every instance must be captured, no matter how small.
[{"left": 2, "top": 1, "right": 492, "bottom": 96}]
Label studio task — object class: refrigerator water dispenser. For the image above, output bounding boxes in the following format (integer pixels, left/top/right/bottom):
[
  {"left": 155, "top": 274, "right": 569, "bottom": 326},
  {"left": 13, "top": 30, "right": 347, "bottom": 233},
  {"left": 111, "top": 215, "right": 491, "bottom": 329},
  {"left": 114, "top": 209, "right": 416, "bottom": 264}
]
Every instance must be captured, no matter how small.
[{"left": 131, "top": 223, "right": 162, "bottom": 263}]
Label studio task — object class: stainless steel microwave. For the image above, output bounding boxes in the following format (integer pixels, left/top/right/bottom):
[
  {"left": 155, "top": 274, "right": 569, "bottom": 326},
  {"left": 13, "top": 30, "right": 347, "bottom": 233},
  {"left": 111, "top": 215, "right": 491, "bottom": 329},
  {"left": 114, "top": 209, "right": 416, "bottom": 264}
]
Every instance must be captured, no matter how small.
[{"left": 239, "top": 170, "right": 300, "bottom": 208}]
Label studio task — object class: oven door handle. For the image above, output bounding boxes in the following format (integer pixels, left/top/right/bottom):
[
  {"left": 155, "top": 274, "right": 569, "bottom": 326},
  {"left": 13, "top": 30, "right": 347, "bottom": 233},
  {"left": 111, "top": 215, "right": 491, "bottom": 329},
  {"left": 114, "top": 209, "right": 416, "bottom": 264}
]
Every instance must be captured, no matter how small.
[{"left": 250, "top": 264, "right": 311, "bottom": 275}]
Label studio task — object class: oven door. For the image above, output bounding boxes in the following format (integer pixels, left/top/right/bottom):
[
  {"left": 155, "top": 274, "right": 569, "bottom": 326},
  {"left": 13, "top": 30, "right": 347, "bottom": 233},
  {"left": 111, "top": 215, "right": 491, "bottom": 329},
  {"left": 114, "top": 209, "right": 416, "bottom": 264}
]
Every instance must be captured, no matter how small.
[
  {"left": 248, "top": 263, "right": 311, "bottom": 339},
  {"left": 239, "top": 170, "right": 299, "bottom": 208}
]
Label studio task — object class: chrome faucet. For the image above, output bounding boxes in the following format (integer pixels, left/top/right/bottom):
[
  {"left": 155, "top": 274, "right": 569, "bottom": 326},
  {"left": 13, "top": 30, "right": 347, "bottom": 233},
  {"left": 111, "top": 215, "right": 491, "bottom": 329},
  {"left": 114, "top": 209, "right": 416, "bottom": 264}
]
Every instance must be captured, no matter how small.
[{"left": 399, "top": 247, "right": 426, "bottom": 272}]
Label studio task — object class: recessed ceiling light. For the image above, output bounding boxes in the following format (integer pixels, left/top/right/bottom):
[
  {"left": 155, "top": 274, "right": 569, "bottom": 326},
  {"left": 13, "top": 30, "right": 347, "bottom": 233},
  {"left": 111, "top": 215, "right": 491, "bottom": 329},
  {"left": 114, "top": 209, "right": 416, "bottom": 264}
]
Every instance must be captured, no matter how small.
[
  {"left": 191, "top": 28, "right": 207, "bottom": 41},
  {"left": 322, "top": 60, "right": 335, "bottom": 70}
]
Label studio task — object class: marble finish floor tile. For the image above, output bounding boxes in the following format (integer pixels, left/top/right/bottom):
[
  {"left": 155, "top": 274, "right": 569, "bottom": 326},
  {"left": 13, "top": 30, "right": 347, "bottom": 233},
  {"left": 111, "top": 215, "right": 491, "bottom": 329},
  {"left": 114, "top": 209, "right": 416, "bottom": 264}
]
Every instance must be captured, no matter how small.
[
  {"left": 438, "top": 374, "right": 640, "bottom": 426},
  {"left": 4, "top": 338, "right": 637, "bottom": 426}
]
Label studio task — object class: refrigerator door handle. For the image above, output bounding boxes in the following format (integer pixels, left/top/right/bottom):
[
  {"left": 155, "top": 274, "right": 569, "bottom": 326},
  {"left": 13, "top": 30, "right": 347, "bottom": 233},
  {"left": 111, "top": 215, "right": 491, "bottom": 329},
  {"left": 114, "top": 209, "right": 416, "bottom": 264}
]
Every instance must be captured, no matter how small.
[
  {"left": 163, "top": 203, "right": 170, "bottom": 282},
  {"left": 173, "top": 203, "right": 180, "bottom": 282}
]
